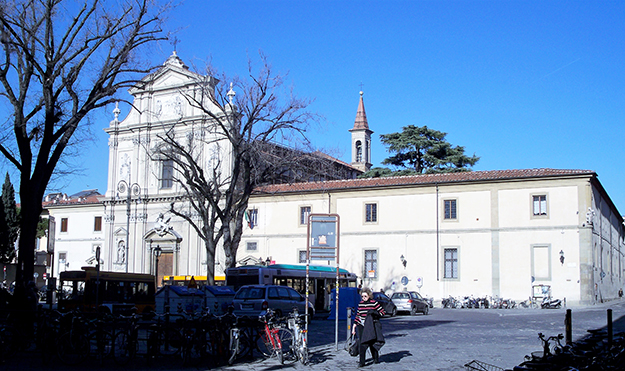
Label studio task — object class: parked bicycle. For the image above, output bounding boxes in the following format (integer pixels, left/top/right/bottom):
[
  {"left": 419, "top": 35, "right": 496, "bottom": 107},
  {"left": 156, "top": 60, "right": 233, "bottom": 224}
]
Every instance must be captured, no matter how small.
[
  {"left": 255, "top": 308, "right": 293, "bottom": 364},
  {"left": 56, "top": 311, "right": 91, "bottom": 365},
  {"left": 146, "top": 313, "right": 184, "bottom": 362},
  {"left": 228, "top": 314, "right": 255, "bottom": 365},
  {"left": 112, "top": 313, "right": 140, "bottom": 366},
  {"left": 286, "top": 307, "right": 309, "bottom": 365}
]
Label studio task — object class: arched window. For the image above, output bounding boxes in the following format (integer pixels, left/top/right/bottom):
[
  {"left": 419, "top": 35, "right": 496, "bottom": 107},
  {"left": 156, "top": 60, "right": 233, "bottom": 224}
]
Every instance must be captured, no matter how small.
[{"left": 355, "top": 141, "right": 363, "bottom": 162}]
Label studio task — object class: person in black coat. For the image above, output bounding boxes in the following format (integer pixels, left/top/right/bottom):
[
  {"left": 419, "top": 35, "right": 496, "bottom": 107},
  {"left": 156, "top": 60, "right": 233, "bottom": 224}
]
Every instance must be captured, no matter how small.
[{"left": 352, "top": 287, "right": 385, "bottom": 366}]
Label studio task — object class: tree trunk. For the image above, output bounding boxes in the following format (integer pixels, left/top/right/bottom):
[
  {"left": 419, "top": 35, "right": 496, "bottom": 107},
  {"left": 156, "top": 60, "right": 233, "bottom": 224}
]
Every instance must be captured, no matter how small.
[{"left": 204, "top": 236, "right": 216, "bottom": 286}]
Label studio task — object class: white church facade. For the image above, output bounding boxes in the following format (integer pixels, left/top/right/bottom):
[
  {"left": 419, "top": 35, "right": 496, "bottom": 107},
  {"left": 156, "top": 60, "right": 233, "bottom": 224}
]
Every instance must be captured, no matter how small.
[{"left": 43, "top": 53, "right": 624, "bottom": 306}]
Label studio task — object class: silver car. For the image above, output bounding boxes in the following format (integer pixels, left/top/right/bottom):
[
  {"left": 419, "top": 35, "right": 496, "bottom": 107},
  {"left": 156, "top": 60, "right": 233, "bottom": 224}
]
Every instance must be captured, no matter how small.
[
  {"left": 232, "top": 285, "right": 314, "bottom": 318},
  {"left": 391, "top": 291, "right": 429, "bottom": 315}
]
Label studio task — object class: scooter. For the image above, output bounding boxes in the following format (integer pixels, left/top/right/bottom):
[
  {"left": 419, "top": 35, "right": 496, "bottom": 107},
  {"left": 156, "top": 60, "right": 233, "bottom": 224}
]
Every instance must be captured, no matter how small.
[{"left": 541, "top": 296, "right": 562, "bottom": 309}]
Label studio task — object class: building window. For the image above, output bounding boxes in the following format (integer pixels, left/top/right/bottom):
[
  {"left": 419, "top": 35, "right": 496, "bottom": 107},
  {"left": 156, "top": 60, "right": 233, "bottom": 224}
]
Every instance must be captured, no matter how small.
[
  {"left": 532, "top": 195, "right": 548, "bottom": 217},
  {"left": 161, "top": 159, "right": 174, "bottom": 189},
  {"left": 444, "top": 248, "right": 458, "bottom": 279},
  {"left": 299, "top": 250, "right": 307, "bottom": 263},
  {"left": 300, "top": 206, "right": 311, "bottom": 225},
  {"left": 246, "top": 209, "right": 258, "bottom": 229},
  {"left": 94, "top": 216, "right": 102, "bottom": 232},
  {"left": 444, "top": 199, "right": 457, "bottom": 220},
  {"left": 60, "top": 218, "right": 68, "bottom": 233},
  {"left": 532, "top": 245, "right": 551, "bottom": 280},
  {"left": 365, "top": 203, "right": 377, "bottom": 223},
  {"left": 364, "top": 249, "right": 378, "bottom": 279},
  {"left": 246, "top": 241, "right": 257, "bottom": 251},
  {"left": 355, "top": 140, "right": 363, "bottom": 162},
  {"left": 58, "top": 252, "right": 68, "bottom": 270}
]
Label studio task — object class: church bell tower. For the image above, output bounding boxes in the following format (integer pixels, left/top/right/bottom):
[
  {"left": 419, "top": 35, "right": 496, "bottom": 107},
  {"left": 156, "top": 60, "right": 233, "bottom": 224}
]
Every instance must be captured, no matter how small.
[{"left": 350, "top": 91, "right": 373, "bottom": 172}]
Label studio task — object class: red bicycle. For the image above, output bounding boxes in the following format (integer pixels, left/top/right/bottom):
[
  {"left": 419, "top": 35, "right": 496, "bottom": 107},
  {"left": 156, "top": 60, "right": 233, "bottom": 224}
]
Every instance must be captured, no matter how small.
[{"left": 255, "top": 309, "right": 293, "bottom": 364}]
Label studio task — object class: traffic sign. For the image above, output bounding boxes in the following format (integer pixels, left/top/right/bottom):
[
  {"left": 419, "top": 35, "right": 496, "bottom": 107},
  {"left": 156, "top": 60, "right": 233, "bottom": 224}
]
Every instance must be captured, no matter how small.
[{"left": 416, "top": 276, "right": 423, "bottom": 288}]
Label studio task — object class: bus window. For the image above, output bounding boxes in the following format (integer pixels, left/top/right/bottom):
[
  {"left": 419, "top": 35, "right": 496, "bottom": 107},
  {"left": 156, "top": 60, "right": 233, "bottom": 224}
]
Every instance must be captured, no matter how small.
[
  {"left": 227, "top": 264, "right": 356, "bottom": 310},
  {"left": 58, "top": 267, "right": 155, "bottom": 314}
]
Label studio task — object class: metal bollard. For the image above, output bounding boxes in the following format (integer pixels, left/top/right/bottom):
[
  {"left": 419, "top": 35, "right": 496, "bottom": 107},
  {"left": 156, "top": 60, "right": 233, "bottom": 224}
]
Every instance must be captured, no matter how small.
[
  {"left": 607, "top": 309, "right": 613, "bottom": 349},
  {"left": 347, "top": 307, "right": 353, "bottom": 340},
  {"left": 565, "top": 309, "right": 572, "bottom": 344}
]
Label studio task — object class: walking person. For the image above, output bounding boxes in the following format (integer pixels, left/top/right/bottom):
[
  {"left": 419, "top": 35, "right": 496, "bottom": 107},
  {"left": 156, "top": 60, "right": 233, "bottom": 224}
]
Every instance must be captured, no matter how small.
[{"left": 352, "top": 287, "right": 385, "bottom": 367}]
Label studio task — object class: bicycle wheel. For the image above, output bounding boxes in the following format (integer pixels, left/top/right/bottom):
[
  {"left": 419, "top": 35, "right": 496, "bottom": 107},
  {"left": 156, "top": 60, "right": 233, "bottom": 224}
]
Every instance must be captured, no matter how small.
[
  {"left": 182, "top": 332, "right": 203, "bottom": 366},
  {"left": 276, "top": 348, "right": 283, "bottom": 364},
  {"left": 276, "top": 328, "right": 294, "bottom": 364},
  {"left": 38, "top": 325, "right": 59, "bottom": 365},
  {"left": 238, "top": 328, "right": 254, "bottom": 358},
  {"left": 57, "top": 331, "right": 89, "bottom": 365},
  {"left": 0, "top": 326, "right": 19, "bottom": 363},
  {"left": 113, "top": 331, "right": 135, "bottom": 366},
  {"left": 228, "top": 330, "right": 239, "bottom": 365},
  {"left": 298, "top": 337, "right": 309, "bottom": 365},
  {"left": 156, "top": 327, "right": 183, "bottom": 356},
  {"left": 89, "top": 330, "right": 113, "bottom": 360},
  {"left": 255, "top": 330, "right": 273, "bottom": 358}
]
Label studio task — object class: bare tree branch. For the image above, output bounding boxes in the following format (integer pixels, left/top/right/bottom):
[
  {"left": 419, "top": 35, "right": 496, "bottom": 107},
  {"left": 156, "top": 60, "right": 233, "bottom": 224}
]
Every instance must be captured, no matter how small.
[
  {"left": 150, "top": 53, "right": 358, "bottom": 283},
  {"left": 0, "top": 0, "right": 166, "bottom": 297}
]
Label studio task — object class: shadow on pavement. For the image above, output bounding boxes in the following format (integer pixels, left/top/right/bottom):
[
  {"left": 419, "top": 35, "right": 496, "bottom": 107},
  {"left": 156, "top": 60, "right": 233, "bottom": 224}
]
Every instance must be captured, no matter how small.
[
  {"left": 307, "top": 347, "right": 334, "bottom": 366},
  {"left": 382, "top": 319, "right": 456, "bottom": 332},
  {"left": 311, "top": 318, "right": 455, "bottom": 348},
  {"left": 379, "top": 350, "right": 412, "bottom": 363}
]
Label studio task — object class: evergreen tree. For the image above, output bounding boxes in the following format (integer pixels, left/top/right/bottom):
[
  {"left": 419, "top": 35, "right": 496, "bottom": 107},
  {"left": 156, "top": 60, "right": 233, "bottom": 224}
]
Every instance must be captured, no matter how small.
[
  {"left": 361, "top": 125, "right": 479, "bottom": 177},
  {"left": 0, "top": 173, "right": 18, "bottom": 263}
]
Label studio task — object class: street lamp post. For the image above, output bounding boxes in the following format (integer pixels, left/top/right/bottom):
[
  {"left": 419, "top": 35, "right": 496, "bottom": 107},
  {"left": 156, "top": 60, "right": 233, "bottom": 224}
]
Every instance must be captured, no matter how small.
[
  {"left": 153, "top": 245, "right": 162, "bottom": 288},
  {"left": 117, "top": 180, "right": 141, "bottom": 273},
  {"left": 95, "top": 246, "right": 101, "bottom": 309}
]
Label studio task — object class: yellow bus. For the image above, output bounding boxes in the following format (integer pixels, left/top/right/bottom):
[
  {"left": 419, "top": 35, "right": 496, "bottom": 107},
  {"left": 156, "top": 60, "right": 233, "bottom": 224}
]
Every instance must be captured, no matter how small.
[
  {"left": 162, "top": 275, "right": 226, "bottom": 287},
  {"left": 58, "top": 266, "right": 156, "bottom": 314}
]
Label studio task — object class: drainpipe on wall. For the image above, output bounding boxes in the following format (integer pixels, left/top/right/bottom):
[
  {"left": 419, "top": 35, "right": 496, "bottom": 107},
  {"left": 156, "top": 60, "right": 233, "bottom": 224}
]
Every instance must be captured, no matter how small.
[
  {"left": 436, "top": 183, "right": 440, "bottom": 281},
  {"left": 328, "top": 192, "right": 331, "bottom": 213}
]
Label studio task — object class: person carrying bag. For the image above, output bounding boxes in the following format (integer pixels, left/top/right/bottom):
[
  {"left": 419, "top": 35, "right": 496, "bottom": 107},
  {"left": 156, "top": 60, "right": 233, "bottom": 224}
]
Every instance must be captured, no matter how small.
[
  {"left": 346, "top": 331, "right": 359, "bottom": 356},
  {"left": 351, "top": 287, "right": 385, "bottom": 367}
]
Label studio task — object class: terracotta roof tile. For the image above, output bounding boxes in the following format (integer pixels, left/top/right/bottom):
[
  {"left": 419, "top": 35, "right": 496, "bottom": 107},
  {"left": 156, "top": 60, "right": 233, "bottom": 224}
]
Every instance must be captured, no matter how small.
[
  {"left": 254, "top": 168, "right": 595, "bottom": 194},
  {"left": 43, "top": 193, "right": 103, "bottom": 207}
]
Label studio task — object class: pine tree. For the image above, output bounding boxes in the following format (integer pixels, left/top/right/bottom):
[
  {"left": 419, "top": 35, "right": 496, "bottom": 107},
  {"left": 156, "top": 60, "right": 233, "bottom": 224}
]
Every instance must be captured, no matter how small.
[
  {"left": 361, "top": 125, "right": 479, "bottom": 177},
  {"left": 0, "top": 173, "right": 18, "bottom": 263}
]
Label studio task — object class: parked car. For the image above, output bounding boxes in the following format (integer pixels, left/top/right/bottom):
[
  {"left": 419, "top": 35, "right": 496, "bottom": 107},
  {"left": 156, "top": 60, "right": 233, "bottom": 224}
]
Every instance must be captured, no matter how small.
[
  {"left": 372, "top": 292, "right": 397, "bottom": 317},
  {"left": 391, "top": 291, "right": 429, "bottom": 315},
  {"left": 232, "top": 285, "right": 315, "bottom": 319}
]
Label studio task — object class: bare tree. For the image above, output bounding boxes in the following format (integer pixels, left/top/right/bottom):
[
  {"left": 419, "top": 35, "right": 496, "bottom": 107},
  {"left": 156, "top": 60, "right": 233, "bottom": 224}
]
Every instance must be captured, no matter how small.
[
  {"left": 0, "top": 0, "right": 166, "bottom": 297},
  {"left": 151, "top": 55, "right": 355, "bottom": 284}
]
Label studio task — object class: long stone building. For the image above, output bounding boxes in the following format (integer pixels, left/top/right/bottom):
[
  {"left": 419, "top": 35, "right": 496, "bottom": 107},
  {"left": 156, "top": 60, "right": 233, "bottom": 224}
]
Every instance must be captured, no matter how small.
[{"left": 43, "top": 53, "right": 624, "bottom": 306}]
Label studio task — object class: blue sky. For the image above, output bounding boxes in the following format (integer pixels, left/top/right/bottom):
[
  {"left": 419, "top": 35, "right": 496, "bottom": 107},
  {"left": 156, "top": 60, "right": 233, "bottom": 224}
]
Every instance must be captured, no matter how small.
[{"left": 11, "top": 1, "right": 625, "bottom": 213}]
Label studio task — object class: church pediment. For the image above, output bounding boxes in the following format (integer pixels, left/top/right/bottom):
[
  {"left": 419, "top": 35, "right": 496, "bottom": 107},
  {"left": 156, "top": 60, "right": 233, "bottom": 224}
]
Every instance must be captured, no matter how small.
[
  {"left": 144, "top": 228, "right": 182, "bottom": 243},
  {"left": 129, "top": 52, "right": 217, "bottom": 95}
]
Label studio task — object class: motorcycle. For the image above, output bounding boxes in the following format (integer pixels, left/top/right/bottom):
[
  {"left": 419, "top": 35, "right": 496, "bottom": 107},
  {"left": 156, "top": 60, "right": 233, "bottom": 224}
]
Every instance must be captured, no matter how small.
[
  {"left": 541, "top": 296, "right": 562, "bottom": 309},
  {"left": 442, "top": 296, "right": 458, "bottom": 308},
  {"left": 479, "top": 296, "right": 490, "bottom": 309}
]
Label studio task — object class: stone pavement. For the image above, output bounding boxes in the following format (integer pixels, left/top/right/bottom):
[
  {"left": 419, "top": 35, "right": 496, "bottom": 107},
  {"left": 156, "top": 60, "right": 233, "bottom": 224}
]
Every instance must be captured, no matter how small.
[
  {"left": 224, "top": 299, "right": 625, "bottom": 371},
  {"left": 5, "top": 299, "right": 625, "bottom": 371}
]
